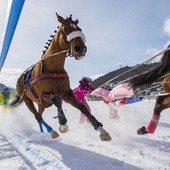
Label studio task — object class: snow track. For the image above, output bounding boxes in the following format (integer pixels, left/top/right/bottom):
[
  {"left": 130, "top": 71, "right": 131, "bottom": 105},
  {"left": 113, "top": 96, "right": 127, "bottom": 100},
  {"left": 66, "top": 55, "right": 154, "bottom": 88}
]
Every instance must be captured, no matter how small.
[
  {"left": 8, "top": 133, "right": 127, "bottom": 170},
  {"left": 9, "top": 134, "right": 69, "bottom": 170},
  {"left": 0, "top": 133, "right": 34, "bottom": 170},
  {"left": 0, "top": 100, "right": 170, "bottom": 169}
]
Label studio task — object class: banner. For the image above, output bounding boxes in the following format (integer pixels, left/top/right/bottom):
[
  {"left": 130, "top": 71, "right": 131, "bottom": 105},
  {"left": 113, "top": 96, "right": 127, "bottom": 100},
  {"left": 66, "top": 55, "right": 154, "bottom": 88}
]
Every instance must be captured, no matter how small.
[{"left": 0, "top": 0, "right": 25, "bottom": 71}]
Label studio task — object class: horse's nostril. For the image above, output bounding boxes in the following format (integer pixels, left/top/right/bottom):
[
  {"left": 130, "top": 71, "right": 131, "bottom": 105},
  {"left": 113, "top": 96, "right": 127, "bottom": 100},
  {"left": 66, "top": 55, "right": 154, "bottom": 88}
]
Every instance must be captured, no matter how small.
[{"left": 74, "top": 46, "right": 80, "bottom": 52}]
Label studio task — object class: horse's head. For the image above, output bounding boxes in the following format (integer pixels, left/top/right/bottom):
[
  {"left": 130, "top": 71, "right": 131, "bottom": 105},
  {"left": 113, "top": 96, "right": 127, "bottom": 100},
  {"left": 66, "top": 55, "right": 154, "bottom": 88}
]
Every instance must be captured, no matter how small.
[{"left": 56, "top": 13, "right": 87, "bottom": 60}]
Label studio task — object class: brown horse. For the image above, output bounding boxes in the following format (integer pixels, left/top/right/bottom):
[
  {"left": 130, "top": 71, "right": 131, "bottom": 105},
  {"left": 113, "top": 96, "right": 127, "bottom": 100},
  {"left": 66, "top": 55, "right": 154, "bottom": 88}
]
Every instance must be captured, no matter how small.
[
  {"left": 128, "top": 44, "right": 170, "bottom": 135},
  {"left": 10, "top": 13, "right": 111, "bottom": 141}
]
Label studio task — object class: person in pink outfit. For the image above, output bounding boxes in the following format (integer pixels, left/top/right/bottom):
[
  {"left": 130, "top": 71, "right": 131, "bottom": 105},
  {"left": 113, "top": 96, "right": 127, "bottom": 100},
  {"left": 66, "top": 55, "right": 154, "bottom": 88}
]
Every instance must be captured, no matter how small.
[
  {"left": 91, "top": 83, "right": 134, "bottom": 119},
  {"left": 102, "top": 96, "right": 120, "bottom": 119},
  {"left": 73, "top": 77, "right": 95, "bottom": 123}
]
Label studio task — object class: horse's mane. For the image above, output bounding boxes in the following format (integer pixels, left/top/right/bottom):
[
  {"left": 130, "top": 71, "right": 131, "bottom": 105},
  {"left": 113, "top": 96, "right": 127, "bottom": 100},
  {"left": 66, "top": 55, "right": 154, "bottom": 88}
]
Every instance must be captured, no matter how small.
[
  {"left": 129, "top": 45, "right": 170, "bottom": 89},
  {"left": 41, "top": 30, "right": 57, "bottom": 57}
]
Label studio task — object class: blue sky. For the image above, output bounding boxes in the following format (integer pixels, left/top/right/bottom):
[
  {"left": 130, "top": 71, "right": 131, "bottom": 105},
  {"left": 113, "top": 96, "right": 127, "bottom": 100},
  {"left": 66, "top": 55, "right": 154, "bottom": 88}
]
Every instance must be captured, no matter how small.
[{"left": 0, "top": 0, "right": 170, "bottom": 88}]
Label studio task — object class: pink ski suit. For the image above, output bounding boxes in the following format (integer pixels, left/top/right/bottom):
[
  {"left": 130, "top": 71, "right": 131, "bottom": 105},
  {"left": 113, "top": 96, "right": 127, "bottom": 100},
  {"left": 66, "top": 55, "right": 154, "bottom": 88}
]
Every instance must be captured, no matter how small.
[{"left": 73, "top": 85, "right": 94, "bottom": 123}]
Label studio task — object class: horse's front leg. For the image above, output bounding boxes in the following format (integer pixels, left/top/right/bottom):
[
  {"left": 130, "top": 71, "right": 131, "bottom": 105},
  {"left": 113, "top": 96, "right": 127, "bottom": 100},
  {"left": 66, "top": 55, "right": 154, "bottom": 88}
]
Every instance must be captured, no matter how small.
[
  {"left": 137, "top": 94, "right": 170, "bottom": 135},
  {"left": 63, "top": 90, "right": 111, "bottom": 141},
  {"left": 52, "top": 96, "right": 68, "bottom": 133}
]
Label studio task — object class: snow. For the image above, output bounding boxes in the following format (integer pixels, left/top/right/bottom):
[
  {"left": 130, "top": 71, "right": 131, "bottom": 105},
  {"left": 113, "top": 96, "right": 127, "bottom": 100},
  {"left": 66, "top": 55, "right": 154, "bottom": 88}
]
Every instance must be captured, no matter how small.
[{"left": 0, "top": 99, "right": 170, "bottom": 169}]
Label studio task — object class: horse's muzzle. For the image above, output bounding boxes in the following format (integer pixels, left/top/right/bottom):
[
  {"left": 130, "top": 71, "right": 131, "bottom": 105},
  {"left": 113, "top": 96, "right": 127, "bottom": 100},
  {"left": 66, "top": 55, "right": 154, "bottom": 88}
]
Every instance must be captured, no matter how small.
[{"left": 74, "top": 45, "right": 87, "bottom": 60}]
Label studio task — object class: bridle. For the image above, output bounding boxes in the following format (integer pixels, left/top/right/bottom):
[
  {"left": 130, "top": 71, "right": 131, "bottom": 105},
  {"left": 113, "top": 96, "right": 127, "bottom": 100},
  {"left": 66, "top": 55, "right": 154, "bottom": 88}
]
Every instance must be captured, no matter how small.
[
  {"left": 60, "top": 23, "right": 86, "bottom": 58},
  {"left": 61, "top": 28, "right": 71, "bottom": 55}
]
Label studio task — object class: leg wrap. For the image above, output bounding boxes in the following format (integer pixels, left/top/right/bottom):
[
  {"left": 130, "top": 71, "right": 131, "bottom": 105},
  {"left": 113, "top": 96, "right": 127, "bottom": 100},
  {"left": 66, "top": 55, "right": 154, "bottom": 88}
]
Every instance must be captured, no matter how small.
[
  {"left": 146, "top": 113, "right": 160, "bottom": 133},
  {"left": 41, "top": 120, "right": 53, "bottom": 133},
  {"left": 52, "top": 96, "right": 67, "bottom": 125},
  {"left": 52, "top": 96, "right": 62, "bottom": 108},
  {"left": 58, "top": 111, "right": 67, "bottom": 125},
  {"left": 39, "top": 123, "right": 44, "bottom": 133}
]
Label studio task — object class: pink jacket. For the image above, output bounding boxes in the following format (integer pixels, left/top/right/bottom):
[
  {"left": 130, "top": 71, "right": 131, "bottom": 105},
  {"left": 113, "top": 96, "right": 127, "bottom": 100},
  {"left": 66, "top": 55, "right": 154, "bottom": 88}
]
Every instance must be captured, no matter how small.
[{"left": 73, "top": 85, "right": 94, "bottom": 101}]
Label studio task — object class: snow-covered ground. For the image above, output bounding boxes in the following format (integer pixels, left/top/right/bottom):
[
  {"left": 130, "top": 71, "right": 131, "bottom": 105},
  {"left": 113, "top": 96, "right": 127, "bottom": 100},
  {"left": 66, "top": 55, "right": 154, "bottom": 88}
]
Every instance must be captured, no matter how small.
[{"left": 0, "top": 99, "right": 170, "bottom": 170}]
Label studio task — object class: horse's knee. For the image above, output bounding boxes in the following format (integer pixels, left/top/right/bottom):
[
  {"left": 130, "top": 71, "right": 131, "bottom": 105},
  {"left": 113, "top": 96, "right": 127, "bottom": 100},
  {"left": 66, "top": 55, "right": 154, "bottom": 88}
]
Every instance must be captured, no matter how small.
[{"left": 154, "top": 95, "right": 170, "bottom": 114}]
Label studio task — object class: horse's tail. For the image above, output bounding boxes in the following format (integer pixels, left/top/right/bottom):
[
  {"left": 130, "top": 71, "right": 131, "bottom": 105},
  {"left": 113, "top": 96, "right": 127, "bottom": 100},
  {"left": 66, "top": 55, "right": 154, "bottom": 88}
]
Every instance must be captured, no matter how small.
[
  {"left": 9, "top": 94, "right": 23, "bottom": 107},
  {"left": 129, "top": 45, "right": 170, "bottom": 89}
]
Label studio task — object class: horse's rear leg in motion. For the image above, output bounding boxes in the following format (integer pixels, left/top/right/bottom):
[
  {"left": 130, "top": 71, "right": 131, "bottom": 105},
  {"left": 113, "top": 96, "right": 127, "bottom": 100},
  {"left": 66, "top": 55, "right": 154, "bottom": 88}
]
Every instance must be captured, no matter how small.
[
  {"left": 24, "top": 96, "right": 59, "bottom": 138},
  {"left": 52, "top": 96, "right": 68, "bottom": 133},
  {"left": 137, "top": 94, "right": 170, "bottom": 135},
  {"left": 63, "top": 90, "right": 111, "bottom": 141}
]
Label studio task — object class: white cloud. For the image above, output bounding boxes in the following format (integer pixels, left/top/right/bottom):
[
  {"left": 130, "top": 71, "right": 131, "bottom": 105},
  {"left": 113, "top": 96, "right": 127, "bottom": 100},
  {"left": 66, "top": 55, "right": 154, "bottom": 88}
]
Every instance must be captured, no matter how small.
[
  {"left": 0, "top": 67, "right": 23, "bottom": 88},
  {"left": 163, "top": 18, "right": 170, "bottom": 36},
  {"left": 145, "top": 43, "right": 170, "bottom": 63},
  {"left": 145, "top": 48, "right": 160, "bottom": 56},
  {"left": 145, "top": 48, "right": 162, "bottom": 63},
  {"left": 163, "top": 40, "right": 170, "bottom": 48},
  {"left": 145, "top": 17, "right": 170, "bottom": 64},
  {"left": 91, "top": 73, "right": 104, "bottom": 80}
]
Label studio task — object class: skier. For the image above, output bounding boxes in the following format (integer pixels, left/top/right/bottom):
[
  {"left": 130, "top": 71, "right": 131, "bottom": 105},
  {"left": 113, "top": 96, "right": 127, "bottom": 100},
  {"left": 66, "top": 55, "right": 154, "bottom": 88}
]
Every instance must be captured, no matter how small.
[{"left": 0, "top": 87, "right": 15, "bottom": 109}]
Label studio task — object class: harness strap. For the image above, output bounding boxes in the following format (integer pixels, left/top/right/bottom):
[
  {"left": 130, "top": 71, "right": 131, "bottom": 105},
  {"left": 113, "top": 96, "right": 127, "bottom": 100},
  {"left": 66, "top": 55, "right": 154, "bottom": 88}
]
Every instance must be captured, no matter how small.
[
  {"left": 28, "top": 72, "right": 69, "bottom": 102},
  {"left": 29, "top": 72, "right": 69, "bottom": 86},
  {"left": 29, "top": 86, "right": 40, "bottom": 102}
]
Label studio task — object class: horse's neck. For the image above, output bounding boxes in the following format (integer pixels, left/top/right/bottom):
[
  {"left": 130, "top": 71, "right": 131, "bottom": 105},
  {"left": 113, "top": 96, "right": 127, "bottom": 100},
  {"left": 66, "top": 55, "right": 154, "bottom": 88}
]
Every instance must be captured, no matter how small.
[
  {"left": 42, "top": 52, "right": 67, "bottom": 72},
  {"left": 42, "top": 28, "right": 67, "bottom": 72}
]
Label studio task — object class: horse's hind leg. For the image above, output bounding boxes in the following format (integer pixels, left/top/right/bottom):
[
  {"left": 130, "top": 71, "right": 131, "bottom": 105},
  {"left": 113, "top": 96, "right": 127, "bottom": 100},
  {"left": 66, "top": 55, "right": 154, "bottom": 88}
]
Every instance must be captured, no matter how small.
[
  {"left": 137, "top": 94, "right": 170, "bottom": 135},
  {"left": 24, "top": 96, "right": 42, "bottom": 123},
  {"left": 62, "top": 90, "right": 111, "bottom": 141},
  {"left": 52, "top": 96, "right": 68, "bottom": 133},
  {"left": 23, "top": 96, "right": 59, "bottom": 138}
]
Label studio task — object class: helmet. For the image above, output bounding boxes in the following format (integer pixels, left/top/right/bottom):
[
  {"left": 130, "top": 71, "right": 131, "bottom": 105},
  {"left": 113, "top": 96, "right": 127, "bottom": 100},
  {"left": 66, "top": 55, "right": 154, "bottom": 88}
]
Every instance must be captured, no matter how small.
[
  {"left": 3, "top": 87, "right": 9, "bottom": 92},
  {"left": 79, "top": 76, "right": 92, "bottom": 87}
]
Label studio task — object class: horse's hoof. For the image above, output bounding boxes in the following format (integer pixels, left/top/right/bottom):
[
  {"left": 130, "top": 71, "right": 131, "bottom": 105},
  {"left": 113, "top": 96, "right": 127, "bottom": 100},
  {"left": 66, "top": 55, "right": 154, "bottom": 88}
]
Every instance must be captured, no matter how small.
[
  {"left": 97, "top": 127, "right": 112, "bottom": 141},
  {"left": 59, "top": 124, "right": 68, "bottom": 133},
  {"left": 51, "top": 130, "right": 59, "bottom": 138},
  {"left": 100, "top": 132, "right": 112, "bottom": 141},
  {"left": 137, "top": 126, "right": 148, "bottom": 135}
]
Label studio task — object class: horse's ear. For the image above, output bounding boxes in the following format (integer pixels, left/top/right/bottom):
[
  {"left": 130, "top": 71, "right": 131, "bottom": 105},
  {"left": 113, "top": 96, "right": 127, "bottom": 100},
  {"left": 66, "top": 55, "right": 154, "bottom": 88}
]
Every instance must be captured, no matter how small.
[
  {"left": 75, "top": 19, "right": 79, "bottom": 25},
  {"left": 56, "top": 12, "right": 65, "bottom": 24}
]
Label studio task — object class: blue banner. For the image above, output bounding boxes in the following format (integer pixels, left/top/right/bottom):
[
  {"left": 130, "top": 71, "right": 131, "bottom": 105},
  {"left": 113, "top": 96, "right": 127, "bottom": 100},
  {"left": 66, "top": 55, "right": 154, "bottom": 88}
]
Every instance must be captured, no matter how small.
[{"left": 0, "top": 0, "right": 25, "bottom": 71}]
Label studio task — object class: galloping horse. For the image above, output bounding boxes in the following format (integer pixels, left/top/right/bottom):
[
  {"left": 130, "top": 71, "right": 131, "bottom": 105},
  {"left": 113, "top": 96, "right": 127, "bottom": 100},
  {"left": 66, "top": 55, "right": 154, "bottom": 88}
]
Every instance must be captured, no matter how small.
[
  {"left": 10, "top": 13, "right": 111, "bottom": 141},
  {"left": 128, "top": 45, "right": 170, "bottom": 135}
]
